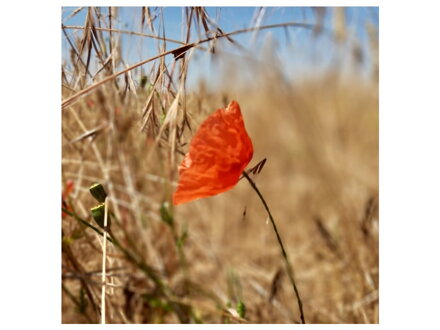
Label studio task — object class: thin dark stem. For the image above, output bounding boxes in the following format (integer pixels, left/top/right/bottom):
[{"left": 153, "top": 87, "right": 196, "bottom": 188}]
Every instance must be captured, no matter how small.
[{"left": 242, "top": 171, "right": 306, "bottom": 324}]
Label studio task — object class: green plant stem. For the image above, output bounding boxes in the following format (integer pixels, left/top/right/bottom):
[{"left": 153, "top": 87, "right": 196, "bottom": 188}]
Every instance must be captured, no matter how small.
[
  {"left": 62, "top": 207, "right": 113, "bottom": 243},
  {"left": 242, "top": 171, "right": 306, "bottom": 324}
]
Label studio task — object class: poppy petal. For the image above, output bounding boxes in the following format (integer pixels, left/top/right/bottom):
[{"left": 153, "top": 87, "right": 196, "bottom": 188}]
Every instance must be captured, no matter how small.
[{"left": 173, "top": 100, "right": 253, "bottom": 205}]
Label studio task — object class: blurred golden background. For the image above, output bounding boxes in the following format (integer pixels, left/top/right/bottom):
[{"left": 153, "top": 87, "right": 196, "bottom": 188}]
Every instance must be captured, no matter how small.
[{"left": 62, "top": 7, "right": 378, "bottom": 323}]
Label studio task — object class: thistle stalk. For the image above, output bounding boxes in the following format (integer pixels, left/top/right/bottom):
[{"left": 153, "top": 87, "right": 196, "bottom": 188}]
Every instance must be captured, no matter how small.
[{"left": 242, "top": 171, "right": 305, "bottom": 324}]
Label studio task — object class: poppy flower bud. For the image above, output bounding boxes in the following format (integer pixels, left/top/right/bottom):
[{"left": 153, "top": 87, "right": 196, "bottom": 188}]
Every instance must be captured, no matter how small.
[{"left": 89, "top": 183, "right": 108, "bottom": 203}]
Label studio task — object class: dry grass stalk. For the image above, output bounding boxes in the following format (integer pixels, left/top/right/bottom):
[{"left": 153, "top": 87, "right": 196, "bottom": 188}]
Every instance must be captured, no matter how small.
[{"left": 100, "top": 197, "right": 109, "bottom": 323}]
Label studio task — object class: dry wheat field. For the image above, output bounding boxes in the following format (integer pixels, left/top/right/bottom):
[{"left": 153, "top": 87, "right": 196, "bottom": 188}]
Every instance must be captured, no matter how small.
[{"left": 61, "top": 7, "right": 378, "bottom": 324}]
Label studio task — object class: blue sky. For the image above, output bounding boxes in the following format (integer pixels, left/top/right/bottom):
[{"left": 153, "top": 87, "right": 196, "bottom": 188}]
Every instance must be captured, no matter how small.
[{"left": 62, "top": 7, "right": 378, "bottom": 89}]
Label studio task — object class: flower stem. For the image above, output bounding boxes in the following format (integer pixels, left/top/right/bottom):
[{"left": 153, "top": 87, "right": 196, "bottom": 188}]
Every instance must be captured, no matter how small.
[{"left": 242, "top": 171, "right": 305, "bottom": 324}]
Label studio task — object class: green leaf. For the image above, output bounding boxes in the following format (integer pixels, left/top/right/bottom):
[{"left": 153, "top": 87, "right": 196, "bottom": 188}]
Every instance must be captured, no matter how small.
[
  {"left": 176, "top": 227, "right": 188, "bottom": 249},
  {"left": 160, "top": 202, "right": 174, "bottom": 227},
  {"left": 78, "top": 287, "right": 88, "bottom": 314},
  {"left": 236, "top": 301, "right": 246, "bottom": 318},
  {"left": 143, "top": 294, "right": 172, "bottom": 312}
]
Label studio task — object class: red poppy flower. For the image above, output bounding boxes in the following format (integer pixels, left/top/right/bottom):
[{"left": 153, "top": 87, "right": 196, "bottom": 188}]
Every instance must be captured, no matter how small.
[
  {"left": 173, "top": 100, "right": 253, "bottom": 205},
  {"left": 62, "top": 179, "right": 75, "bottom": 218}
]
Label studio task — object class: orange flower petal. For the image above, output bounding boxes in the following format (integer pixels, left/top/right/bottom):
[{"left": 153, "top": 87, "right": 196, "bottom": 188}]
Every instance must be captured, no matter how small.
[{"left": 173, "top": 100, "right": 253, "bottom": 205}]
